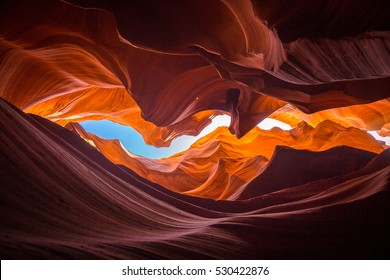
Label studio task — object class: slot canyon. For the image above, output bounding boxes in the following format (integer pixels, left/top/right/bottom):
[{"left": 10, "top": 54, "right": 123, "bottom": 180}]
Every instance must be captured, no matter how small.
[{"left": 1, "top": 0, "right": 389, "bottom": 259}]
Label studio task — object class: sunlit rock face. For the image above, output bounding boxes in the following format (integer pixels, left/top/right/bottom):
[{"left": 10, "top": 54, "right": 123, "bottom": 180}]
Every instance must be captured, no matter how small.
[
  {"left": 66, "top": 121, "right": 386, "bottom": 200},
  {"left": 0, "top": 0, "right": 389, "bottom": 259}
]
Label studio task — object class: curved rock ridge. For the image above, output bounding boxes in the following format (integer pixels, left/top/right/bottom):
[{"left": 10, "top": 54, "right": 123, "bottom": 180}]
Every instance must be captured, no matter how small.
[
  {"left": 1, "top": 0, "right": 389, "bottom": 143},
  {"left": 0, "top": 0, "right": 283, "bottom": 142},
  {"left": 251, "top": 0, "right": 390, "bottom": 42},
  {"left": 239, "top": 146, "right": 378, "bottom": 199},
  {"left": 270, "top": 99, "right": 390, "bottom": 133},
  {"left": 1, "top": 98, "right": 390, "bottom": 259},
  {"left": 1, "top": 0, "right": 390, "bottom": 260},
  {"left": 66, "top": 119, "right": 386, "bottom": 200},
  {"left": 24, "top": 86, "right": 221, "bottom": 147}
]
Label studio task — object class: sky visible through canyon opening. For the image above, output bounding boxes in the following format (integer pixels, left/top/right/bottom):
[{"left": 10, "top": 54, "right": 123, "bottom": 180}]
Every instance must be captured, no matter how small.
[{"left": 81, "top": 117, "right": 388, "bottom": 158}]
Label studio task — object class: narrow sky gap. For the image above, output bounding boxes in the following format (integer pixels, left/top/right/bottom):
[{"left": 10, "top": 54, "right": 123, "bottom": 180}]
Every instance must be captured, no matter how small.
[
  {"left": 81, "top": 117, "right": 388, "bottom": 159},
  {"left": 368, "top": 131, "right": 390, "bottom": 145},
  {"left": 80, "top": 116, "right": 292, "bottom": 158}
]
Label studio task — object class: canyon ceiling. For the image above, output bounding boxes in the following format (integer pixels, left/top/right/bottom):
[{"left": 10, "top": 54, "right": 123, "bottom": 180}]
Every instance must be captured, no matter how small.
[{"left": 0, "top": 0, "right": 389, "bottom": 259}]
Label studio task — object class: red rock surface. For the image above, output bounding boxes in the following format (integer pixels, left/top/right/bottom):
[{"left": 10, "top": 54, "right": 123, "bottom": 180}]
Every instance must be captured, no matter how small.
[
  {"left": 1, "top": 99, "right": 389, "bottom": 259},
  {"left": 0, "top": 0, "right": 389, "bottom": 259},
  {"left": 66, "top": 121, "right": 386, "bottom": 200}
]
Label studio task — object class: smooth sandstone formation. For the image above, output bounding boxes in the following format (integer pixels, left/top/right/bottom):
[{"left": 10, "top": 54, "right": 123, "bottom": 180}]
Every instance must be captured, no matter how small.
[
  {"left": 1, "top": 98, "right": 389, "bottom": 259},
  {"left": 66, "top": 121, "right": 386, "bottom": 200},
  {"left": 0, "top": 0, "right": 389, "bottom": 259},
  {"left": 1, "top": 0, "right": 389, "bottom": 141}
]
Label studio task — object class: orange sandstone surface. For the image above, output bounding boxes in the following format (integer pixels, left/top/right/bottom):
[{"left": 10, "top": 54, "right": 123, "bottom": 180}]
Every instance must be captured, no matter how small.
[{"left": 1, "top": 0, "right": 390, "bottom": 259}]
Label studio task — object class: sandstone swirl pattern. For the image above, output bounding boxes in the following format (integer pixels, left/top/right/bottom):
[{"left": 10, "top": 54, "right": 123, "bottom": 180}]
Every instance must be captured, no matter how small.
[{"left": 0, "top": 0, "right": 389, "bottom": 259}]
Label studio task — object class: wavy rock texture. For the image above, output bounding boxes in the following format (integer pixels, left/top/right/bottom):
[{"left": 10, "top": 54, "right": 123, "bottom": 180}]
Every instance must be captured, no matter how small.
[
  {"left": 0, "top": 0, "right": 390, "bottom": 259},
  {"left": 66, "top": 121, "right": 385, "bottom": 200},
  {"left": 1, "top": 0, "right": 389, "bottom": 140},
  {"left": 270, "top": 99, "right": 390, "bottom": 132},
  {"left": 1, "top": 99, "right": 390, "bottom": 259}
]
